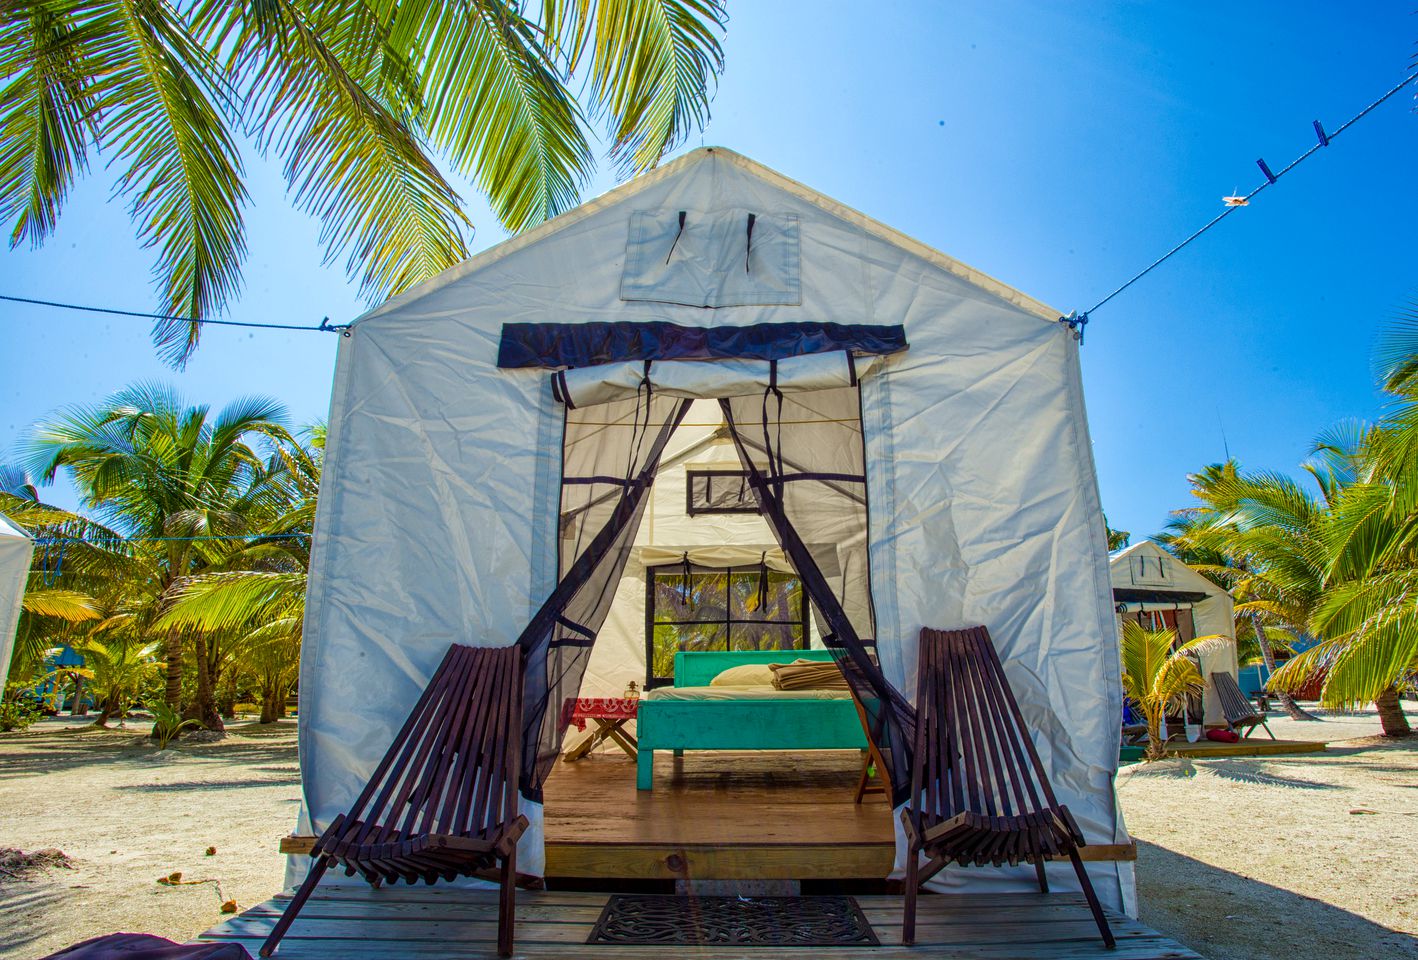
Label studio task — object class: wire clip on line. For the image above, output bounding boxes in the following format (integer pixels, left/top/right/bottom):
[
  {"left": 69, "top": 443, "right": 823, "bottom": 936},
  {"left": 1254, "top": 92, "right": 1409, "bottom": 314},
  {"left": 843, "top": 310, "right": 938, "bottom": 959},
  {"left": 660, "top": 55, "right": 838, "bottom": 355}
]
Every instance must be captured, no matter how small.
[{"left": 1060, "top": 310, "right": 1089, "bottom": 344}]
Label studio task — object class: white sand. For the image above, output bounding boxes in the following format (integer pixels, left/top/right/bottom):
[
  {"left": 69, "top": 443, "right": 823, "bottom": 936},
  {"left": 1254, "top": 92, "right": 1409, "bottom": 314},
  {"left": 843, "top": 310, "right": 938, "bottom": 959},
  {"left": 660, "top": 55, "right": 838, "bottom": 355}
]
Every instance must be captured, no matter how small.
[
  {"left": 1, "top": 704, "right": 1414, "bottom": 959},
  {"left": 0, "top": 718, "right": 296, "bottom": 960},
  {"left": 1119, "top": 704, "right": 1418, "bottom": 960}
]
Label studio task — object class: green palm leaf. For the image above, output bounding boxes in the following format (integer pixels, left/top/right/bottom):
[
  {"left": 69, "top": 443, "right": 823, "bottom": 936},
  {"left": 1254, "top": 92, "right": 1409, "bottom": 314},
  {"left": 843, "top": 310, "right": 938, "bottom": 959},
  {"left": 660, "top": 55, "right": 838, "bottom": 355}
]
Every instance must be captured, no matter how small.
[
  {"left": 545, "top": 0, "right": 726, "bottom": 174},
  {"left": 0, "top": 0, "right": 100, "bottom": 246},
  {"left": 403, "top": 1, "right": 595, "bottom": 232},
  {"left": 89, "top": 0, "right": 249, "bottom": 364},
  {"left": 196, "top": 0, "right": 471, "bottom": 302}
]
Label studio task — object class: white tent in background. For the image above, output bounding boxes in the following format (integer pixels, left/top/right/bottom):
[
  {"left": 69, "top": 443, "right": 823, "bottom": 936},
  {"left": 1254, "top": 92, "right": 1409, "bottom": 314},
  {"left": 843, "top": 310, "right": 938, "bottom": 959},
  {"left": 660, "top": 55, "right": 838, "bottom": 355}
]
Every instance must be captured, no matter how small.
[
  {"left": 0, "top": 513, "right": 34, "bottom": 690},
  {"left": 1109, "top": 540, "right": 1239, "bottom": 725},
  {"left": 294, "top": 147, "right": 1132, "bottom": 913}
]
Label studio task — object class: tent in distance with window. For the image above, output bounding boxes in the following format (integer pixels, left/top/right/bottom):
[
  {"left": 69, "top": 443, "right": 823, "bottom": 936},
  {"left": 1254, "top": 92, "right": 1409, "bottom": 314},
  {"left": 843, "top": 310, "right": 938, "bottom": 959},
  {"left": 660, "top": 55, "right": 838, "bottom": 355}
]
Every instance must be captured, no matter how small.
[{"left": 294, "top": 147, "right": 1132, "bottom": 914}]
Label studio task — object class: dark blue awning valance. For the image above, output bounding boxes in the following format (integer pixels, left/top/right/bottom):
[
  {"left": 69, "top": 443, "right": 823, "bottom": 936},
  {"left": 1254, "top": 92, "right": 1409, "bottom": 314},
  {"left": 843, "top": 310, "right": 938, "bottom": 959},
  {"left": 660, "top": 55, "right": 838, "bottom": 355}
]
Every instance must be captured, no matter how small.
[{"left": 497, "top": 321, "right": 907, "bottom": 370}]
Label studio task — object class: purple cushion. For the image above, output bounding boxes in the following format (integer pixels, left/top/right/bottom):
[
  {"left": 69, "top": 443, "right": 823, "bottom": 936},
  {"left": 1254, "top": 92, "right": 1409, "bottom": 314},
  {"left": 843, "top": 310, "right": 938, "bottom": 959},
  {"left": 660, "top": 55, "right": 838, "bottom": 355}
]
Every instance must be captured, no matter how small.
[{"left": 42, "top": 934, "right": 252, "bottom": 960}]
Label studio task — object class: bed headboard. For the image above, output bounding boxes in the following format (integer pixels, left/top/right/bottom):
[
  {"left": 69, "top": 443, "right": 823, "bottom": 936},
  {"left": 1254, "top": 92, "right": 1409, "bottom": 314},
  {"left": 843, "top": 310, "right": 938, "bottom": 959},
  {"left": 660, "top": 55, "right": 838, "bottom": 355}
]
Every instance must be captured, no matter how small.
[{"left": 672, "top": 648, "right": 836, "bottom": 687}]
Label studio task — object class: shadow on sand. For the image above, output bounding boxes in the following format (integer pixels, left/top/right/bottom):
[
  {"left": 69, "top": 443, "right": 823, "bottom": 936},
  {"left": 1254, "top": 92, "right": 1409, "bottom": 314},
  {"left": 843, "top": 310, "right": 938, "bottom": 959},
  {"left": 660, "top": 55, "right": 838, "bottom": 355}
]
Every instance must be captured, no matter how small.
[
  {"left": 1136, "top": 840, "right": 1417, "bottom": 960},
  {"left": 0, "top": 879, "right": 68, "bottom": 957}
]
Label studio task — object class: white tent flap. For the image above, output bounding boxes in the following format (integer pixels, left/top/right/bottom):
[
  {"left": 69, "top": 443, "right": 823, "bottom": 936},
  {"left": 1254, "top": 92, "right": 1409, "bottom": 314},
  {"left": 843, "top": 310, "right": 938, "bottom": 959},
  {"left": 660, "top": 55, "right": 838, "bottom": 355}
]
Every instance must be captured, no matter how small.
[{"left": 557, "top": 351, "right": 880, "bottom": 408}]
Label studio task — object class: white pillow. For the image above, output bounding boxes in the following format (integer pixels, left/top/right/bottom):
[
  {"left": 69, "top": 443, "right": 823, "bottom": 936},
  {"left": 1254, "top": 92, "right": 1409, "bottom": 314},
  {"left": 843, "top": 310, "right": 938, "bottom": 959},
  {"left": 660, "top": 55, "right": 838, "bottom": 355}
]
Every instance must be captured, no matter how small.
[{"left": 708, "top": 663, "right": 776, "bottom": 687}]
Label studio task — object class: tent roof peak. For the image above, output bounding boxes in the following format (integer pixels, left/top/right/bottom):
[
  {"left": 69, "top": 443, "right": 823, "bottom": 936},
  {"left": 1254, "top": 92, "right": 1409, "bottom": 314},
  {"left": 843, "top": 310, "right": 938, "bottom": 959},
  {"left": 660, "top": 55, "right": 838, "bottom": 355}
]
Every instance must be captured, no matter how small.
[{"left": 354, "top": 147, "right": 1059, "bottom": 328}]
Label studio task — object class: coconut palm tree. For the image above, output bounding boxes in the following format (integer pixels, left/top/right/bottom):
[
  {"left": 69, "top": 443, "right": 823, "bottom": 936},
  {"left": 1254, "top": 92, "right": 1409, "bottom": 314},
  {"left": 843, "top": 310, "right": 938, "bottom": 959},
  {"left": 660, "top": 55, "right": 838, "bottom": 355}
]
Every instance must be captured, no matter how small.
[
  {"left": 157, "top": 425, "right": 322, "bottom": 723},
  {"left": 1119, "top": 622, "right": 1222, "bottom": 760},
  {"left": 1161, "top": 462, "right": 1322, "bottom": 721},
  {"left": 24, "top": 383, "right": 299, "bottom": 728},
  {"left": 1260, "top": 320, "right": 1418, "bottom": 736},
  {"left": 0, "top": 1, "right": 727, "bottom": 363}
]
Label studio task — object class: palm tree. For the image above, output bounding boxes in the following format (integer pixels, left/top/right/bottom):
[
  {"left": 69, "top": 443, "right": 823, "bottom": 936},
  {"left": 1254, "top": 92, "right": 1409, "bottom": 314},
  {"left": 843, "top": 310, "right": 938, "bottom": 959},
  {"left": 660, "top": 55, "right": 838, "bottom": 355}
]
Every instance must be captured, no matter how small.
[
  {"left": 158, "top": 425, "right": 322, "bottom": 723},
  {"left": 1260, "top": 319, "right": 1418, "bottom": 737},
  {"left": 1161, "top": 462, "right": 1322, "bottom": 721},
  {"left": 1119, "top": 622, "right": 1220, "bottom": 760},
  {"left": 25, "top": 383, "right": 298, "bottom": 729},
  {"left": 0, "top": 1, "right": 727, "bottom": 363}
]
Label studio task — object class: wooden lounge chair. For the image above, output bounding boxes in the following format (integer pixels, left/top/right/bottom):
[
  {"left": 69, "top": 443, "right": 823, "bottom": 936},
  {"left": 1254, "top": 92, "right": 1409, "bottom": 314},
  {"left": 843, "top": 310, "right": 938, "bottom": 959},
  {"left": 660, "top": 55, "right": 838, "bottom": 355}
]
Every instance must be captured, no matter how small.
[
  {"left": 260, "top": 644, "right": 527, "bottom": 958},
  {"left": 1211, "top": 671, "right": 1276, "bottom": 740},
  {"left": 901, "top": 626, "right": 1115, "bottom": 948}
]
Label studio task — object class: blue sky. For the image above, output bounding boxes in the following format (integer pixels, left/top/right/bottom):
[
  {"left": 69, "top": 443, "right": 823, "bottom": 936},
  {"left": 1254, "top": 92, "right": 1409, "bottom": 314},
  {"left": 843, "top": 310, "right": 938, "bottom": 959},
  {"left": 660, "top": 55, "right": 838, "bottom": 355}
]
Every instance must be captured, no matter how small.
[{"left": 2, "top": 1, "right": 1416, "bottom": 542}]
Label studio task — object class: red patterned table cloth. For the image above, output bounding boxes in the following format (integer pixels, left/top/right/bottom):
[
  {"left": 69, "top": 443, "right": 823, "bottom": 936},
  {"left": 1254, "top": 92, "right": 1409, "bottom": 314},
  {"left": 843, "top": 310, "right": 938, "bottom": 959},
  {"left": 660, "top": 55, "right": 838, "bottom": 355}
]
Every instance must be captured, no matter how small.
[
  {"left": 560, "top": 697, "right": 639, "bottom": 761},
  {"left": 560, "top": 697, "right": 639, "bottom": 732}
]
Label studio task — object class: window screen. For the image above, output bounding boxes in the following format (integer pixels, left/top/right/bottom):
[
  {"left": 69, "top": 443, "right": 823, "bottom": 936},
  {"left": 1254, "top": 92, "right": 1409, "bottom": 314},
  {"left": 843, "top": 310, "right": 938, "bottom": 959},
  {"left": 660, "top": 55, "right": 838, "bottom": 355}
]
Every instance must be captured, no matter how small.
[
  {"left": 686, "top": 469, "right": 759, "bottom": 515},
  {"left": 646, "top": 563, "right": 807, "bottom": 686}
]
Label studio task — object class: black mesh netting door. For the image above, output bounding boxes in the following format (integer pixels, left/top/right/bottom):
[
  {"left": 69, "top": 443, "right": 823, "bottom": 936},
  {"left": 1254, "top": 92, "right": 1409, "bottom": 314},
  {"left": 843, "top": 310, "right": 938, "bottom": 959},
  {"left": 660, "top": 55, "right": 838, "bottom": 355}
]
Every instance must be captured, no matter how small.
[
  {"left": 720, "top": 384, "right": 917, "bottom": 805},
  {"left": 516, "top": 390, "right": 691, "bottom": 799},
  {"left": 515, "top": 375, "right": 915, "bottom": 806}
]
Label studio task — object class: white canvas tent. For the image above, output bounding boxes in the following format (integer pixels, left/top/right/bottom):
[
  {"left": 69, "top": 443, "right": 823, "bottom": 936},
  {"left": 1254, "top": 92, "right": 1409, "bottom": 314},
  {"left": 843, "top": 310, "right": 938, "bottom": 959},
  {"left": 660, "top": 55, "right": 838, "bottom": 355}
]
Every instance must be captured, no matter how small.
[
  {"left": 1110, "top": 540, "right": 1240, "bottom": 725},
  {"left": 294, "top": 147, "right": 1132, "bottom": 913},
  {"left": 0, "top": 513, "right": 35, "bottom": 690}
]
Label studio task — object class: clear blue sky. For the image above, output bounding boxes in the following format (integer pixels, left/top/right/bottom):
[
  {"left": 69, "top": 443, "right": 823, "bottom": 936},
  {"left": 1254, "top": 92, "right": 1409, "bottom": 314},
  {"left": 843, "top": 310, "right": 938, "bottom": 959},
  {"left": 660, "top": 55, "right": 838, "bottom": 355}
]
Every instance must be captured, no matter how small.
[{"left": 2, "top": 1, "right": 1415, "bottom": 542}]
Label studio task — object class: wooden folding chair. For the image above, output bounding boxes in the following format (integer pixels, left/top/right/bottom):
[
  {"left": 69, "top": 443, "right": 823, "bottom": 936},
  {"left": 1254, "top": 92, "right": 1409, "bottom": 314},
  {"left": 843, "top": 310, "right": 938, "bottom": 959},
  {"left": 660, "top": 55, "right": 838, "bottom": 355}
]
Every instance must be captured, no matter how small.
[
  {"left": 261, "top": 644, "right": 528, "bottom": 958},
  {"left": 1211, "top": 671, "right": 1276, "bottom": 739},
  {"left": 901, "top": 626, "right": 1114, "bottom": 948}
]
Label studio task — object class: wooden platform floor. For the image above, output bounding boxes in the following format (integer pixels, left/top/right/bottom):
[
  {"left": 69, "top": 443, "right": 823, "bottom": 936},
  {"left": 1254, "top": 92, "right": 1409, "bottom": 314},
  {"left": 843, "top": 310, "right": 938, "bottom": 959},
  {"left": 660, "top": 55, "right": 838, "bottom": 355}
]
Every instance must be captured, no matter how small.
[
  {"left": 542, "top": 749, "right": 893, "bottom": 879},
  {"left": 1160, "top": 738, "right": 1326, "bottom": 759},
  {"left": 196, "top": 884, "right": 1203, "bottom": 959}
]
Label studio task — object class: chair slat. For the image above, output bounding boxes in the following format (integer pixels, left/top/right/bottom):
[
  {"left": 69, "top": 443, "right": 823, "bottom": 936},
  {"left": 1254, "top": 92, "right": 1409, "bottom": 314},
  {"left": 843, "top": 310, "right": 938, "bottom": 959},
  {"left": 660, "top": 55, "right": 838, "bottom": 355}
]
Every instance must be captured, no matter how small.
[
  {"left": 262, "top": 644, "right": 527, "bottom": 959},
  {"left": 901, "top": 626, "right": 1114, "bottom": 950}
]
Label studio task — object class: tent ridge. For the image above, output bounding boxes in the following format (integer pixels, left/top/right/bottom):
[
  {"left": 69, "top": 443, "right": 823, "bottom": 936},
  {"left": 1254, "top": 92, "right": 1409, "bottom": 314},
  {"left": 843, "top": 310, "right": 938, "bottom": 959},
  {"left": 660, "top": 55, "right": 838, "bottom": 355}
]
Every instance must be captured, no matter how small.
[{"left": 350, "top": 147, "right": 1060, "bottom": 329}]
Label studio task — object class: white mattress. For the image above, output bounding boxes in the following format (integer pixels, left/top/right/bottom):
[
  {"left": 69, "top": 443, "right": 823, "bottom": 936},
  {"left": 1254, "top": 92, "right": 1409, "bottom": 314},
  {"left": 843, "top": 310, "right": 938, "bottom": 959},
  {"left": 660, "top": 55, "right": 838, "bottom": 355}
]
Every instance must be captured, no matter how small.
[{"left": 644, "top": 684, "right": 853, "bottom": 702}]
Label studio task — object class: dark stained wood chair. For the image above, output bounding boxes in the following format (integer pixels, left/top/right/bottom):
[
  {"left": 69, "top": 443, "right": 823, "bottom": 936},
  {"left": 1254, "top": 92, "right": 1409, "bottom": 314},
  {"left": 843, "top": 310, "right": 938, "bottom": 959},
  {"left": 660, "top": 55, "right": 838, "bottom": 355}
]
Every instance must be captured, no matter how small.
[
  {"left": 1211, "top": 671, "right": 1276, "bottom": 740},
  {"left": 901, "top": 626, "right": 1115, "bottom": 948},
  {"left": 260, "top": 644, "right": 527, "bottom": 958}
]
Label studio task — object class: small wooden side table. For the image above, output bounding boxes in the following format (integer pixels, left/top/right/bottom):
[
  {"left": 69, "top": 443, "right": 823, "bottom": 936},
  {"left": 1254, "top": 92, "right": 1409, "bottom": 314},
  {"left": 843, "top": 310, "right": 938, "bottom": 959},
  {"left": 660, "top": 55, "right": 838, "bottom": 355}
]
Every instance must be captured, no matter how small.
[{"left": 560, "top": 697, "right": 639, "bottom": 761}]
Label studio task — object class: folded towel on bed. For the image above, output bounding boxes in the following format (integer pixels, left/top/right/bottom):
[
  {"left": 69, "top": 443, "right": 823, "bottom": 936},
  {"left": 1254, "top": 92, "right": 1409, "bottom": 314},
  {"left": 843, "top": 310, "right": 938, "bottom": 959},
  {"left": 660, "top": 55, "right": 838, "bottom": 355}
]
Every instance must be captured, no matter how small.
[{"left": 769, "top": 660, "right": 850, "bottom": 690}]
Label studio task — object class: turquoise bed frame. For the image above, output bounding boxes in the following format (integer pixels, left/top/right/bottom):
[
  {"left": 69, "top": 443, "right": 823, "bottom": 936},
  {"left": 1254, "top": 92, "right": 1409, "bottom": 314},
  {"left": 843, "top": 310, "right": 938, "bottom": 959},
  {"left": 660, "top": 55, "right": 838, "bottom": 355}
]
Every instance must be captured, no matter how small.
[{"left": 635, "top": 649, "right": 867, "bottom": 790}]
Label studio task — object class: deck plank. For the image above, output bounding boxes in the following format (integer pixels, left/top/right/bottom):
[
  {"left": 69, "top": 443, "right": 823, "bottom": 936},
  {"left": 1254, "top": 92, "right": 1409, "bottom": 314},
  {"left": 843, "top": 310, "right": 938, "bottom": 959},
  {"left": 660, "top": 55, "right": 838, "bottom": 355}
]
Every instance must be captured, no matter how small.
[{"left": 196, "top": 888, "right": 1202, "bottom": 959}]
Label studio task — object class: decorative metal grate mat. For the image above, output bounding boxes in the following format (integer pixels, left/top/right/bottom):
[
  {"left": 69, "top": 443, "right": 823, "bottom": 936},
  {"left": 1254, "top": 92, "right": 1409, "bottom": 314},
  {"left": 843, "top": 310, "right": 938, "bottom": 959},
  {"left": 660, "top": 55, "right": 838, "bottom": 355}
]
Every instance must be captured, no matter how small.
[{"left": 586, "top": 894, "right": 879, "bottom": 947}]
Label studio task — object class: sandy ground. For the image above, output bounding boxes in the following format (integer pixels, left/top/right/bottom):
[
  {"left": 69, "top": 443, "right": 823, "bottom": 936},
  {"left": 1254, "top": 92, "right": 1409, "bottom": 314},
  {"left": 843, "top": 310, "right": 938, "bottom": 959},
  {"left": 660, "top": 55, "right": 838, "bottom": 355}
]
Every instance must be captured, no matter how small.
[
  {"left": 0, "top": 705, "right": 1414, "bottom": 959},
  {"left": 1119, "top": 705, "right": 1418, "bottom": 960},
  {"left": 0, "top": 718, "right": 297, "bottom": 960}
]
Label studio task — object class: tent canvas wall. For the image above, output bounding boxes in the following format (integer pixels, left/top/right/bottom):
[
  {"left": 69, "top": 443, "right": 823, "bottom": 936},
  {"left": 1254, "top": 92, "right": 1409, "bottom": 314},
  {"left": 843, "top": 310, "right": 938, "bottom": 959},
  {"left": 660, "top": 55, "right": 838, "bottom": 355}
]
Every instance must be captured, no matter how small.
[
  {"left": 1109, "top": 540, "right": 1239, "bottom": 725},
  {"left": 0, "top": 513, "right": 34, "bottom": 690},
  {"left": 294, "top": 147, "right": 1132, "bottom": 913}
]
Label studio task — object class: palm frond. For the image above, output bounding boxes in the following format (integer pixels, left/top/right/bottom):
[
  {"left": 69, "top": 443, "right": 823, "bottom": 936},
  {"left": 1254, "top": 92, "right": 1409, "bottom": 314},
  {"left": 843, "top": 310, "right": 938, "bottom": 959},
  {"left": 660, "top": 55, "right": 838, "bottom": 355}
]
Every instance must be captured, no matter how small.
[
  {"left": 0, "top": 0, "right": 99, "bottom": 246},
  {"left": 545, "top": 0, "right": 726, "bottom": 174},
  {"left": 405, "top": 1, "right": 595, "bottom": 231},
  {"left": 20, "top": 588, "right": 100, "bottom": 621},
  {"left": 87, "top": 0, "right": 249, "bottom": 365},
  {"left": 199, "top": 0, "right": 471, "bottom": 302},
  {"left": 159, "top": 570, "right": 305, "bottom": 632}
]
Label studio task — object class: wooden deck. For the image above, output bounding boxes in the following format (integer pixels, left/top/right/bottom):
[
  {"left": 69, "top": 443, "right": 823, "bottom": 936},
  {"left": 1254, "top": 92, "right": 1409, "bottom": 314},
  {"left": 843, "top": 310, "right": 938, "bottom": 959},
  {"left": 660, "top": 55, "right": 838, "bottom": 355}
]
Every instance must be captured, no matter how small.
[
  {"left": 1160, "top": 738, "right": 1326, "bottom": 759},
  {"left": 195, "top": 884, "right": 1203, "bottom": 959},
  {"left": 544, "top": 749, "right": 894, "bottom": 880},
  {"left": 281, "top": 750, "right": 1135, "bottom": 881}
]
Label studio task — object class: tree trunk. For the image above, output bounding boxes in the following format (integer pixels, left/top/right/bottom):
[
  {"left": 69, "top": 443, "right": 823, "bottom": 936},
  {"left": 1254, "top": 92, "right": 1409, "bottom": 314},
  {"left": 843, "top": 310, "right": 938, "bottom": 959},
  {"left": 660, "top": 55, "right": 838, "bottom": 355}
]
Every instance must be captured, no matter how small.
[
  {"left": 69, "top": 675, "right": 88, "bottom": 717},
  {"left": 191, "top": 635, "right": 225, "bottom": 732},
  {"left": 1250, "top": 614, "right": 1318, "bottom": 721},
  {"left": 1374, "top": 685, "right": 1412, "bottom": 738},
  {"left": 93, "top": 693, "right": 119, "bottom": 728},
  {"left": 163, "top": 629, "right": 183, "bottom": 710},
  {"left": 260, "top": 687, "right": 286, "bottom": 725}
]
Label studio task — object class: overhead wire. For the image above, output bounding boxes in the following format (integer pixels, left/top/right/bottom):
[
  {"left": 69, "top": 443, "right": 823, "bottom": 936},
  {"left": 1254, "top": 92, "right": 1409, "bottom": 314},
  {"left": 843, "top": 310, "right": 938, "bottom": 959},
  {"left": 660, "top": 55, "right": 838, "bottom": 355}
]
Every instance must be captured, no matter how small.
[
  {"left": 0, "top": 293, "right": 348, "bottom": 335},
  {"left": 3, "top": 72, "right": 1416, "bottom": 348},
  {"left": 1060, "top": 69, "right": 1418, "bottom": 342}
]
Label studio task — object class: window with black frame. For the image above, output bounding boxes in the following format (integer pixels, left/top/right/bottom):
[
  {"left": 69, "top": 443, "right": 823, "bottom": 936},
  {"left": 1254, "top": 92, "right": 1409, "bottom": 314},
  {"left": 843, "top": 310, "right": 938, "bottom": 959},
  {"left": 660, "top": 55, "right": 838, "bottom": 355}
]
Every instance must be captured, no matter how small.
[
  {"left": 685, "top": 469, "right": 759, "bottom": 515},
  {"left": 646, "top": 562, "right": 808, "bottom": 687}
]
